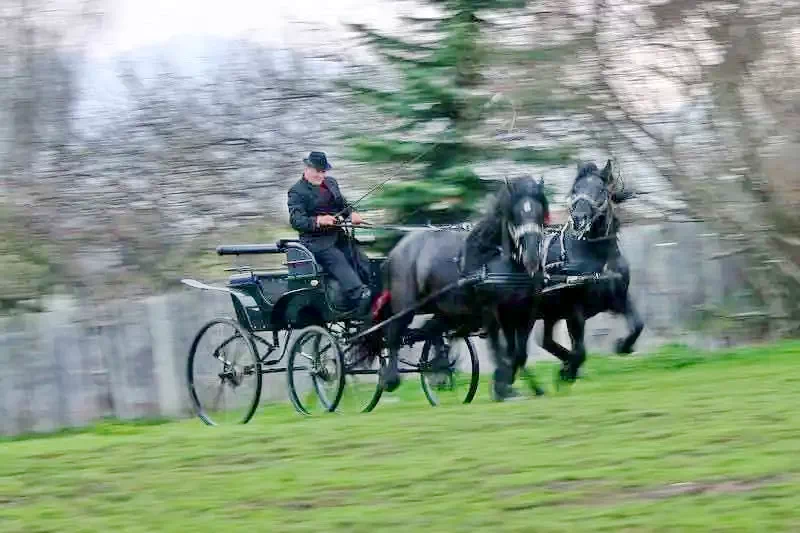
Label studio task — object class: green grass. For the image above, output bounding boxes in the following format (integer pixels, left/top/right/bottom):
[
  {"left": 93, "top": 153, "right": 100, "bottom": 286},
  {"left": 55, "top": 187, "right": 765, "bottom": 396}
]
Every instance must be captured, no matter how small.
[{"left": 2, "top": 341, "right": 800, "bottom": 532}]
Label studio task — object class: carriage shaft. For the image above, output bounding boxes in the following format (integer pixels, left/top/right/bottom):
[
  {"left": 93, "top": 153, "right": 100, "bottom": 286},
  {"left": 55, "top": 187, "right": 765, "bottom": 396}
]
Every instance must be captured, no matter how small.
[{"left": 346, "top": 272, "right": 486, "bottom": 346}]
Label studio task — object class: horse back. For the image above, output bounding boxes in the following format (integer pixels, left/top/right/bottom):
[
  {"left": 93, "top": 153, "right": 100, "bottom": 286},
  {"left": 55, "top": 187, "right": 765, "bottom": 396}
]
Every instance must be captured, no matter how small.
[{"left": 385, "top": 230, "right": 464, "bottom": 304}]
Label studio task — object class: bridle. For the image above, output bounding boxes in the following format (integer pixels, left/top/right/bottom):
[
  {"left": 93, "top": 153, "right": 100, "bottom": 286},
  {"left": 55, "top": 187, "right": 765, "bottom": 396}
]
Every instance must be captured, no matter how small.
[
  {"left": 566, "top": 177, "right": 614, "bottom": 242},
  {"left": 545, "top": 173, "right": 617, "bottom": 269},
  {"left": 508, "top": 221, "right": 544, "bottom": 246},
  {"left": 503, "top": 204, "right": 545, "bottom": 266}
]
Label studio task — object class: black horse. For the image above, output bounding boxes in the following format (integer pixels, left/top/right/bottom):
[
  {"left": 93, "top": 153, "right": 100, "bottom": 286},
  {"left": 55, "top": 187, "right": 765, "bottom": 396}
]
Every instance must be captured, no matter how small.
[
  {"left": 518, "top": 160, "right": 645, "bottom": 383},
  {"left": 369, "top": 176, "right": 550, "bottom": 399}
]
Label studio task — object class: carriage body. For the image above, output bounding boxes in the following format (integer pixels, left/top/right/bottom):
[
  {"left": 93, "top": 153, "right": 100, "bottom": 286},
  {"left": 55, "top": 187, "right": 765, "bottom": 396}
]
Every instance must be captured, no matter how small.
[
  {"left": 216, "top": 239, "right": 386, "bottom": 333},
  {"left": 182, "top": 228, "right": 481, "bottom": 425}
]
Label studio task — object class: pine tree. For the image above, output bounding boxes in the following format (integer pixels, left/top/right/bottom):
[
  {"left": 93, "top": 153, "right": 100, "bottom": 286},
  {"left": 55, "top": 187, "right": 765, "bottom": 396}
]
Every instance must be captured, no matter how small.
[{"left": 339, "top": 0, "right": 573, "bottom": 247}]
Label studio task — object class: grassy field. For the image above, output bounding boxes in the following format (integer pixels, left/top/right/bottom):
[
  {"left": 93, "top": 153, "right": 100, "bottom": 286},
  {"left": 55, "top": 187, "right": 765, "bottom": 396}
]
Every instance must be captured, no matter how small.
[{"left": 1, "top": 341, "right": 799, "bottom": 532}]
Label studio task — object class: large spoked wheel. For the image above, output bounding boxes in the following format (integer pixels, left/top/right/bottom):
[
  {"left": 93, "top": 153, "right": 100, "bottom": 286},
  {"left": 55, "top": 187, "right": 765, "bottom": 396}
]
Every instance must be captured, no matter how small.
[
  {"left": 187, "top": 318, "right": 263, "bottom": 426},
  {"left": 419, "top": 335, "right": 479, "bottom": 407},
  {"left": 338, "top": 346, "right": 385, "bottom": 414},
  {"left": 286, "top": 325, "right": 346, "bottom": 415}
]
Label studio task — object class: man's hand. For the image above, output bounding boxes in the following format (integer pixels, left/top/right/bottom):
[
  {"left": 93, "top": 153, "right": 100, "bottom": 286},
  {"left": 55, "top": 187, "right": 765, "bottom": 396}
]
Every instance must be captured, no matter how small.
[
  {"left": 316, "top": 214, "right": 337, "bottom": 227},
  {"left": 350, "top": 212, "right": 364, "bottom": 225}
]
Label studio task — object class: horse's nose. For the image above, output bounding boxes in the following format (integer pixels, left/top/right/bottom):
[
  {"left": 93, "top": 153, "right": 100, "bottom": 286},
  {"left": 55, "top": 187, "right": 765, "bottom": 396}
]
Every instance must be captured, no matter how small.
[{"left": 522, "top": 245, "right": 541, "bottom": 275}]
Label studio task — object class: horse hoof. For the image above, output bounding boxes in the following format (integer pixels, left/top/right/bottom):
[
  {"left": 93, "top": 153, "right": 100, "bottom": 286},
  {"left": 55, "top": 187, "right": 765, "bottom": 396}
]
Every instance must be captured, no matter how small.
[
  {"left": 614, "top": 339, "right": 634, "bottom": 355},
  {"left": 534, "top": 386, "right": 546, "bottom": 397},
  {"left": 491, "top": 382, "right": 521, "bottom": 402},
  {"left": 490, "top": 386, "right": 504, "bottom": 403},
  {"left": 383, "top": 376, "right": 401, "bottom": 392},
  {"left": 380, "top": 366, "right": 401, "bottom": 392},
  {"left": 554, "top": 366, "right": 576, "bottom": 386}
]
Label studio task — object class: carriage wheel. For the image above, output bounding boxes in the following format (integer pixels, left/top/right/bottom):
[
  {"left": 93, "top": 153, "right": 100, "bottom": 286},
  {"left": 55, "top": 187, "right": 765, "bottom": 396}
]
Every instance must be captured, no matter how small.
[
  {"left": 286, "top": 326, "right": 346, "bottom": 415},
  {"left": 419, "top": 335, "right": 479, "bottom": 407},
  {"left": 337, "top": 346, "right": 385, "bottom": 414},
  {"left": 187, "top": 318, "right": 263, "bottom": 426}
]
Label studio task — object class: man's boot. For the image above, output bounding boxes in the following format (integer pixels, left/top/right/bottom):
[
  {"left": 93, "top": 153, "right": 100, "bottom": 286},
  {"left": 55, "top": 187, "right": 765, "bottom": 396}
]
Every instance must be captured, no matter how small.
[{"left": 345, "top": 286, "right": 372, "bottom": 317}]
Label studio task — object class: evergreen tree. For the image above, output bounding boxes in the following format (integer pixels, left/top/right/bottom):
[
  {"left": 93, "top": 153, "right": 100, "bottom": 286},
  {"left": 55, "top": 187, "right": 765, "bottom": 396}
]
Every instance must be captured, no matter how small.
[{"left": 339, "top": 0, "right": 573, "bottom": 246}]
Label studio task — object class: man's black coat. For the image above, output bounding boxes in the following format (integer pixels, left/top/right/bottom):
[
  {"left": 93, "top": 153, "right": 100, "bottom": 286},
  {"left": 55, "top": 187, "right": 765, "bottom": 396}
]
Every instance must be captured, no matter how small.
[{"left": 287, "top": 175, "right": 354, "bottom": 253}]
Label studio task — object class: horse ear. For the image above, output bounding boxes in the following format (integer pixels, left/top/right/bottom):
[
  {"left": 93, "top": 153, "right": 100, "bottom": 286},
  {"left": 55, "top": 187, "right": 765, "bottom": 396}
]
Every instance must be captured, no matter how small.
[
  {"left": 538, "top": 175, "right": 544, "bottom": 187},
  {"left": 601, "top": 159, "right": 613, "bottom": 183},
  {"left": 504, "top": 175, "right": 511, "bottom": 190}
]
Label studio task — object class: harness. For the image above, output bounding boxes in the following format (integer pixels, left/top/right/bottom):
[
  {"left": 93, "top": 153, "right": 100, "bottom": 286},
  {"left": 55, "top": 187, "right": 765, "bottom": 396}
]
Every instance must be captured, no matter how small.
[
  {"left": 542, "top": 177, "right": 620, "bottom": 276},
  {"left": 458, "top": 218, "right": 543, "bottom": 276},
  {"left": 566, "top": 189, "right": 614, "bottom": 241}
]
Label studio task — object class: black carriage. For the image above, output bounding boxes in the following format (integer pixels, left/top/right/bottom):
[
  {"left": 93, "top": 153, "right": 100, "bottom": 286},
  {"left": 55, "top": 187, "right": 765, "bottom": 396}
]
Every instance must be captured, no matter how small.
[{"left": 182, "top": 228, "right": 480, "bottom": 426}]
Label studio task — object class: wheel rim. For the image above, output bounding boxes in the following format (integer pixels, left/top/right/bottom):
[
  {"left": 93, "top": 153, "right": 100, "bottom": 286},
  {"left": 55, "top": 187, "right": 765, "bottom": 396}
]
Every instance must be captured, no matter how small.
[
  {"left": 420, "top": 336, "right": 479, "bottom": 407},
  {"left": 339, "top": 345, "right": 384, "bottom": 414},
  {"left": 187, "top": 319, "right": 262, "bottom": 425},
  {"left": 287, "top": 326, "right": 345, "bottom": 415}
]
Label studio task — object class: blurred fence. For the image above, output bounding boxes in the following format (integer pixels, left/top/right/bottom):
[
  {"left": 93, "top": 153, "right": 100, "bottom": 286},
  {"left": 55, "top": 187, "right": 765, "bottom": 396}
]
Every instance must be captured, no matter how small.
[{"left": 0, "top": 222, "right": 748, "bottom": 436}]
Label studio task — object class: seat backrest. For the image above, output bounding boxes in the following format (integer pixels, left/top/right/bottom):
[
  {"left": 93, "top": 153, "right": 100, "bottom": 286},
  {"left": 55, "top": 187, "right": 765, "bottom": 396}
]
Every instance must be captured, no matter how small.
[{"left": 285, "top": 245, "right": 318, "bottom": 278}]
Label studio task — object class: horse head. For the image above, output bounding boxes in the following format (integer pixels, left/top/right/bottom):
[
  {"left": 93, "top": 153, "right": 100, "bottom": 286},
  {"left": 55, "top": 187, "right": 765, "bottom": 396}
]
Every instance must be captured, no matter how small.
[
  {"left": 568, "top": 159, "right": 613, "bottom": 239},
  {"left": 499, "top": 174, "right": 549, "bottom": 276}
]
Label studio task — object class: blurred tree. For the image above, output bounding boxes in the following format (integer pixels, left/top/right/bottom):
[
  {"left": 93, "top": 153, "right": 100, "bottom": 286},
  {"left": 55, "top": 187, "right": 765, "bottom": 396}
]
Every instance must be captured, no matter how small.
[
  {"left": 338, "top": 0, "right": 573, "bottom": 247},
  {"left": 0, "top": 0, "right": 107, "bottom": 310},
  {"left": 537, "top": 0, "right": 800, "bottom": 336}
]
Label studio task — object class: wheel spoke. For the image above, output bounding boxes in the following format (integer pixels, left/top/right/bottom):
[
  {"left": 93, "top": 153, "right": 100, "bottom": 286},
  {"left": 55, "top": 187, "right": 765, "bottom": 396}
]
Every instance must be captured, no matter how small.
[
  {"left": 286, "top": 326, "right": 345, "bottom": 415},
  {"left": 420, "top": 336, "right": 480, "bottom": 407},
  {"left": 187, "top": 319, "right": 263, "bottom": 426}
]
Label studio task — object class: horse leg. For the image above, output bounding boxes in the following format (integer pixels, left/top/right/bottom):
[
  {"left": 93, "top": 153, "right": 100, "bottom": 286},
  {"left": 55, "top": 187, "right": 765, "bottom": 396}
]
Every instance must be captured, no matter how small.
[
  {"left": 382, "top": 312, "right": 413, "bottom": 392},
  {"left": 605, "top": 256, "right": 644, "bottom": 355},
  {"left": 487, "top": 314, "right": 515, "bottom": 402},
  {"left": 516, "top": 319, "right": 545, "bottom": 396},
  {"left": 510, "top": 325, "right": 524, "bottom": 383},
  {"left": 614, "top": 294, "right": 644, "bottom": 355},
  {"left": 417, "top": 314, "right": 449, "bottom": 343},
  {"left": 563, "top": 313, "right": 587, "bottom": 382},
  {"left": 501, "top": 316, "right": 525, "bottom": 399},
  {"left": 541, "top": 318, "right": 573, "bottom": 366}
]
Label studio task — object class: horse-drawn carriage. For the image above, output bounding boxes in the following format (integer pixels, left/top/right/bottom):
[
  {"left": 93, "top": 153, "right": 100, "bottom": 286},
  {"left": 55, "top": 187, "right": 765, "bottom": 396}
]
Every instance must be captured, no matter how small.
[
  {"left": 182, "top": 160, "right": 644, "bottom": 425},
  {"left": 181, "top": 226, "right": 482, "bottom": 425}
]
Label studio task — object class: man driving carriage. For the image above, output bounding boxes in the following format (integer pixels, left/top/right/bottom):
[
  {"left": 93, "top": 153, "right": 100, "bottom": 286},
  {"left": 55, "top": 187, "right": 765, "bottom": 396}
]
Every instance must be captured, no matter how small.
[{"left": 287, "top": 151, "right": 373, "bottom": 314}]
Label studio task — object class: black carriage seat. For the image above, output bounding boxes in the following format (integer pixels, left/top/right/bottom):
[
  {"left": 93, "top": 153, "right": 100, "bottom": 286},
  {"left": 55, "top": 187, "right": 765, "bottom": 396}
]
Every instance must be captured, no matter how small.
[
  {"left": 283, "top": 246, "right": 349, "bottom": 311},
  {"left": 280, "top": 234, "right": 376, "bottom": 278},
  {"left": 282, "top": 242, "right": 319, "bottom": 278},
  {"left": 279, "top": 233, "right": 379, "bottom": 313}
]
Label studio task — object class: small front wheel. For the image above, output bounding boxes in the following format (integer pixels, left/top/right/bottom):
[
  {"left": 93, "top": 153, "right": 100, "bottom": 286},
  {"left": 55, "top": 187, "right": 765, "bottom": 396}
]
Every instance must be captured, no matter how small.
[
  {"left": 286, "top": 326, "right": 346, "bottom": 415},
  {"left": 187, "top": 318, "right": 263, "bottom": 426},
  {"left": 419, "top": 335, "right": 479, "bottom": 407}
]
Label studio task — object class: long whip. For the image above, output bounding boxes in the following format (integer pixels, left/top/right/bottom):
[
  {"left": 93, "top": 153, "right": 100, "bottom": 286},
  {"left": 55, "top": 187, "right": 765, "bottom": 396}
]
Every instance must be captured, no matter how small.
[{"left": 334, "top": 92, "right": 518, "bottom": 219}]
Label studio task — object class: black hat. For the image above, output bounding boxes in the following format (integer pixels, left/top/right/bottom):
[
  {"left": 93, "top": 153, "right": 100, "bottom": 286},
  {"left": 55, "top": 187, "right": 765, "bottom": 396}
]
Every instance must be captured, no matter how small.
[{"left": 303, "top": 151, "right": 332, "bottom": 171}]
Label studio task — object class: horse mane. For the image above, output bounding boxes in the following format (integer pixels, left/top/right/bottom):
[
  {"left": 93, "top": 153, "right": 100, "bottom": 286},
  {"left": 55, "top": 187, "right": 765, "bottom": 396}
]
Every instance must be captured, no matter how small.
[
  {"left": 462, "top": 176, "right": 548, "bottom": 272},
  {"left": 462, "top": 204, "right": 504, "bottom": 273}
]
